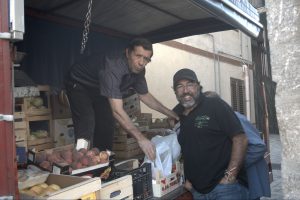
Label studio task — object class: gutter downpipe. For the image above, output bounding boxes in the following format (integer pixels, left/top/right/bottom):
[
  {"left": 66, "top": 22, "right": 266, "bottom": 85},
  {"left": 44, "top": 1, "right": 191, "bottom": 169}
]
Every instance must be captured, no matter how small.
[
  {"left": 207, "top": 34, "right": 219, "bottom": 93},
  {"left": 243, "top": 64, "right": 251, "bottom": 120},
  {"left": 240, "top": 31, "right": 251, "bottom": 120}
]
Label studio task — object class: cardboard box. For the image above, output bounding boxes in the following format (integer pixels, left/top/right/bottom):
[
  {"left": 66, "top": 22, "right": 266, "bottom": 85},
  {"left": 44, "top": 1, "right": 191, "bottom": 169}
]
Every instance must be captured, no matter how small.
[
  {"left": 97, "top": 175, "right": 133, "bottom": 199},
  {"left": 52, "top": 119, "right": 75, "bottom": 147},
  {"left": 20, "top": 174, "right": 101, "bottom": 200},
  {"left": 50, "top": 94, "right": 72, "bottom": 119}
]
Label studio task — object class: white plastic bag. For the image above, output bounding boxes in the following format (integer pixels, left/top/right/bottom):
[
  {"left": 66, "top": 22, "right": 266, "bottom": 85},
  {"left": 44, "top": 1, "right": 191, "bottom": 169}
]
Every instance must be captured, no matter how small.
[
  {"left": 144, "top": 131, "right": 181, "bottom": 178},
  {"left": 151, "top": 131, "right": 181, "bottom": 163},
  {"left": 154, "top": 141, "right": 172, "bottom": 177}
]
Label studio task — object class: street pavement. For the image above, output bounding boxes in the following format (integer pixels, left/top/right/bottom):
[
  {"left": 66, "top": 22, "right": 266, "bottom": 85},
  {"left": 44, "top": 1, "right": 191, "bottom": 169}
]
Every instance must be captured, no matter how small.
[{"left": 261, "top": 133, "right": 283, "bottom": 200}]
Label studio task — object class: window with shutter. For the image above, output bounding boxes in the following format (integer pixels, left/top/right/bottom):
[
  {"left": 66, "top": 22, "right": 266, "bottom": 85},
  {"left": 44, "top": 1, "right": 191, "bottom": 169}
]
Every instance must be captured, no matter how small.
[{"left": 230, "top": 78, "right": 246, "bottom": 115}]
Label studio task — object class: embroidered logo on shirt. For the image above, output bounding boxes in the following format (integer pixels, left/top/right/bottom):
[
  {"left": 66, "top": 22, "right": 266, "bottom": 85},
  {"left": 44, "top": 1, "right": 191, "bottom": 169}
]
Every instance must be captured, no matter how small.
[{"left": 194, "top": 115, "right": 210, "bottom": 128}]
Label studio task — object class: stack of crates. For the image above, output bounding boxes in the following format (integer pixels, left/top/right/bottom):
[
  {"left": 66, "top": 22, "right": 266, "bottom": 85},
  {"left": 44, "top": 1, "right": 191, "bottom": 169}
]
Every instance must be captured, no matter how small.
[{"left": 14, "top": 85, "right": 54, "bottom": 151}]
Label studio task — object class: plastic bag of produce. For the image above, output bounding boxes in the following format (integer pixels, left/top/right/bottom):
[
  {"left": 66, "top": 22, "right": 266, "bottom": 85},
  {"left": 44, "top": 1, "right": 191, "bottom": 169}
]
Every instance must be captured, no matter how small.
[
  {"left": 151, "top": 131, "right": 181, "bottom": 163},
  {"left": 145, "top": 140, "right": 172, "bottom": 178}
]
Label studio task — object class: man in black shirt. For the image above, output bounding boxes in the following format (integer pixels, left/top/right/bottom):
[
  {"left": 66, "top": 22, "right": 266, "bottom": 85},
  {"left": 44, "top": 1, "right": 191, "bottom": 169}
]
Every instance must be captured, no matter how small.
[
  {"left": 172, "top": 68, "right": 249, "bottom": 199},
  {"left": 66, "top": 38, "right": 178, "bottom": 160}
]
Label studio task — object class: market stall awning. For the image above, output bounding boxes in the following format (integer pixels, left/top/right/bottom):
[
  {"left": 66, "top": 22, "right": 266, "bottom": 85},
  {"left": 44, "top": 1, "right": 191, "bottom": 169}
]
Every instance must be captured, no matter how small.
[{"left": 25, "top": 0, "right": 263, "bottom": 42}]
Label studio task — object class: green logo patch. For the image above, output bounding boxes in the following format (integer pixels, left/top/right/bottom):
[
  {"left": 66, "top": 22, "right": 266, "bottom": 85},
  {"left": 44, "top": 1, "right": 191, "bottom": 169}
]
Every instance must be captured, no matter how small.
[{"left": 194, "top": 115, "right": 210, "bottom": 128}]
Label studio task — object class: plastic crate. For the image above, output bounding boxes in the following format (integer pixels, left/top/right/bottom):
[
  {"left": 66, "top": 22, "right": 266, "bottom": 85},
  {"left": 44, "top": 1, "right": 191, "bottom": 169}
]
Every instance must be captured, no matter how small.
[{"left": 110, "top": 159, "right": 153, "bottom": 200}]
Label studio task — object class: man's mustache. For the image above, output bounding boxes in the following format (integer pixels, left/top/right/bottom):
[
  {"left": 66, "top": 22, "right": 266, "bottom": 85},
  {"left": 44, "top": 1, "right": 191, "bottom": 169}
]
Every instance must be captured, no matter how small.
[{"left": 180, "top": 93, "right": 193, "bottom": 98}]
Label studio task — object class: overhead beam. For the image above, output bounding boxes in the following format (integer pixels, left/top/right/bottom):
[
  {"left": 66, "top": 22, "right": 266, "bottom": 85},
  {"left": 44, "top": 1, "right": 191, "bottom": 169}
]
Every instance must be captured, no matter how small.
[{"left": 144, "top": 18, "right": 234, "bottom": 43}]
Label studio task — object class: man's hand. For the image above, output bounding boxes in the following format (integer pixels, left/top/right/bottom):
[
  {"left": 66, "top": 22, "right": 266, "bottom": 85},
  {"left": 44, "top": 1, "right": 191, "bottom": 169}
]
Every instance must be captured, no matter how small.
[
  {"left": 109, "top": 98, "right": 156, "bottom": 160},
  {"left": 138, "top": 136, "right": 156, "bottom": 161},
  {"left": 184, "top": 179, "right": 193, "bottom": 191}
]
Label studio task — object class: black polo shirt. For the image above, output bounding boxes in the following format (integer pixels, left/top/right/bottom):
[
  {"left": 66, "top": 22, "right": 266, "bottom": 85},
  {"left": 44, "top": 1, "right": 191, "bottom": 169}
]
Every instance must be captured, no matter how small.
[
  {"left": 69, "top": 51, "right": 148, "bottom": 98},
  {"left": 175, "top": 94, "right": 247, "bottom": 193}
]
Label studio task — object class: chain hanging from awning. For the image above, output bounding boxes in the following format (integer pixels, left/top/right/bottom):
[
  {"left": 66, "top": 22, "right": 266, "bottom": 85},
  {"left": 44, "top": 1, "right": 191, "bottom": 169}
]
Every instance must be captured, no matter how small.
[{"left": 80, "top": 0, "right": 93, "bottom": 54}]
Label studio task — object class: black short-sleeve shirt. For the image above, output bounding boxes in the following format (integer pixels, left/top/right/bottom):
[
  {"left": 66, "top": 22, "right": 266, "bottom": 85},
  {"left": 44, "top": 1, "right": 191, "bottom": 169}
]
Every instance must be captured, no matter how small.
[
  {"left": 69, "top": 51, "right": 148, "bottom": 98},
  {"left": 175, "top": 94, "right": 246, "bottom": 193}
]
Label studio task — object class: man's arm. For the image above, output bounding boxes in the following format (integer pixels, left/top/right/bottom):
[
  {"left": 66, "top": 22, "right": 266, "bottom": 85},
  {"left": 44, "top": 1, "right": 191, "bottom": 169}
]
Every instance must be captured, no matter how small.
[
  {"left": 235, "top": 112, "right": 266, "bottom": 167},
  {"left": 108, "top": 98, "right": 156, "bottom": 160},
  {"left": 138, "top": 93, "right": 179, "bottom": 120},
  {"left": 220, "top": 133, "right": 248, "bottom": 184}
]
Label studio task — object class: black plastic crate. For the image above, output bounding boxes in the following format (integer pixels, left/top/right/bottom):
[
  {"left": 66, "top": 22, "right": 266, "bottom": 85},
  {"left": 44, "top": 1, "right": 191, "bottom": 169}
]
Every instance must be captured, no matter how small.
[{"left": 110, "top": 162, "right": 153, "bottom": 200}]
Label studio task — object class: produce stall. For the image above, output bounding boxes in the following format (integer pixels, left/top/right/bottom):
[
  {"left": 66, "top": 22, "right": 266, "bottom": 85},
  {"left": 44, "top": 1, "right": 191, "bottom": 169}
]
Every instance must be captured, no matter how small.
[
  {"left": 0, "top": 0, "right": 262, "bottom": 199},
  {"left": 14, "top": 90, "right": 187, "bottom": 199}
]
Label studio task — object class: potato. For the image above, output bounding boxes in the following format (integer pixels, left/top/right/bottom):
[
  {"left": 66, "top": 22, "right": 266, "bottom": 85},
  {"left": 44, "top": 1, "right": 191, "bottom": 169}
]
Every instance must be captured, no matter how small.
[
  {"left": 40, "top": 187, "right": 56, "bottom": 196},
  {"left": 25, "top": 190, "right": 38, "bottom": 197},
  {"left": 49, "top": 184, "right": 61, "bottom": 191},
  {"left": 30, "top": 185, "right": 43, "bottom": 195},
  {"left": 38, "top": 183, "right": 48, "bottom": 189}
]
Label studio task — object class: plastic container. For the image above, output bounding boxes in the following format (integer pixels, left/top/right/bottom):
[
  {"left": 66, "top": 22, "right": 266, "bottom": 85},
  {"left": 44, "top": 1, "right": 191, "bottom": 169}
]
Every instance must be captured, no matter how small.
[{"left": 110, "top": 159, "right": 153, "bottom": 200}]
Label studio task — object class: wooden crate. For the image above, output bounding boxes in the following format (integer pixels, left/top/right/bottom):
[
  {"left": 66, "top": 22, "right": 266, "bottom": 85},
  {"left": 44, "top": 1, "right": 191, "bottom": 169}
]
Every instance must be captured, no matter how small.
[
  {"left": 113, "top": 148, "right": 143, "bottom": 159},
  {"left": 96, "top": 175, "right": 133, "bottom": 200},
  {"left": 123, "top": 93, "right": 141, "bottom": 118},
  {"left": 26, "top": 115, "right": 54, "bottom": 151},
  {"left": 152, "top": 161, "right": 183, "bottom": 197},
  {"left": 115, "top": 125, "right": 148, "bottom": 135},
  {"left": 14, "top": 112, "right": 29, "bottom": 140},
  {"left": 14, "top": 112, "right": 27, "bottom": 129},
  {"left": 20, "top": 174, "right": 102, "bottom": 200},
  {"left": 113, "top": 141, "right": 140, "bottom": 151},
  {"left": 150, "top": 118, "right": 170, "bottom": 129},
  {"left": 15, "top": 129, "right": 27, "bottom": 141},
  {"left": 113, "top": 135, "right": 143, "bottom": 159},
  {"left": 15, "top": 85, "right": 51, "bottom": 116},
  {"left": 136, "top": 113, "right": 152, "bottom": 127}
]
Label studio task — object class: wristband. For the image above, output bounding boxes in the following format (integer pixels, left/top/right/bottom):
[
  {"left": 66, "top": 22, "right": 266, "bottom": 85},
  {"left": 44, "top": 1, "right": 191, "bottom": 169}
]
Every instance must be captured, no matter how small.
[{"left": 224, "top": 167, "right": 237, "bottom": 182}]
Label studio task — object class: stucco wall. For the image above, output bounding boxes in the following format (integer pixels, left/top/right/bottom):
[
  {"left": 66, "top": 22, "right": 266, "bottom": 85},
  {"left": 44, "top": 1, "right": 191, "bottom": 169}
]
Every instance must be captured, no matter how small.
[
  {"left": 143, "top": 42, "right": 216, "bottom": 117},
  {"left": 142, "top": 30, "right": 254, "bottom": 120},
  {"left": 265, "top": 0, "right": 300, "bottom": 198}
]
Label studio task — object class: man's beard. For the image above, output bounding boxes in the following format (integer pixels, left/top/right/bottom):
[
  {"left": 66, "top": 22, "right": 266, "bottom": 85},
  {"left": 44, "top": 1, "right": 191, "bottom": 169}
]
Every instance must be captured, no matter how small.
[{"left": 176, "top": 89, "right": 200, "bottom": 109}]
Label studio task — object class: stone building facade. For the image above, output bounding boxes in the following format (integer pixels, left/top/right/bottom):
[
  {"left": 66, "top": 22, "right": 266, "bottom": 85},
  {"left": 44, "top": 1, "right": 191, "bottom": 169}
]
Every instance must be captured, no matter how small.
[{"left": 265, "top": 0, "right": 300, "bottom": 198}]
